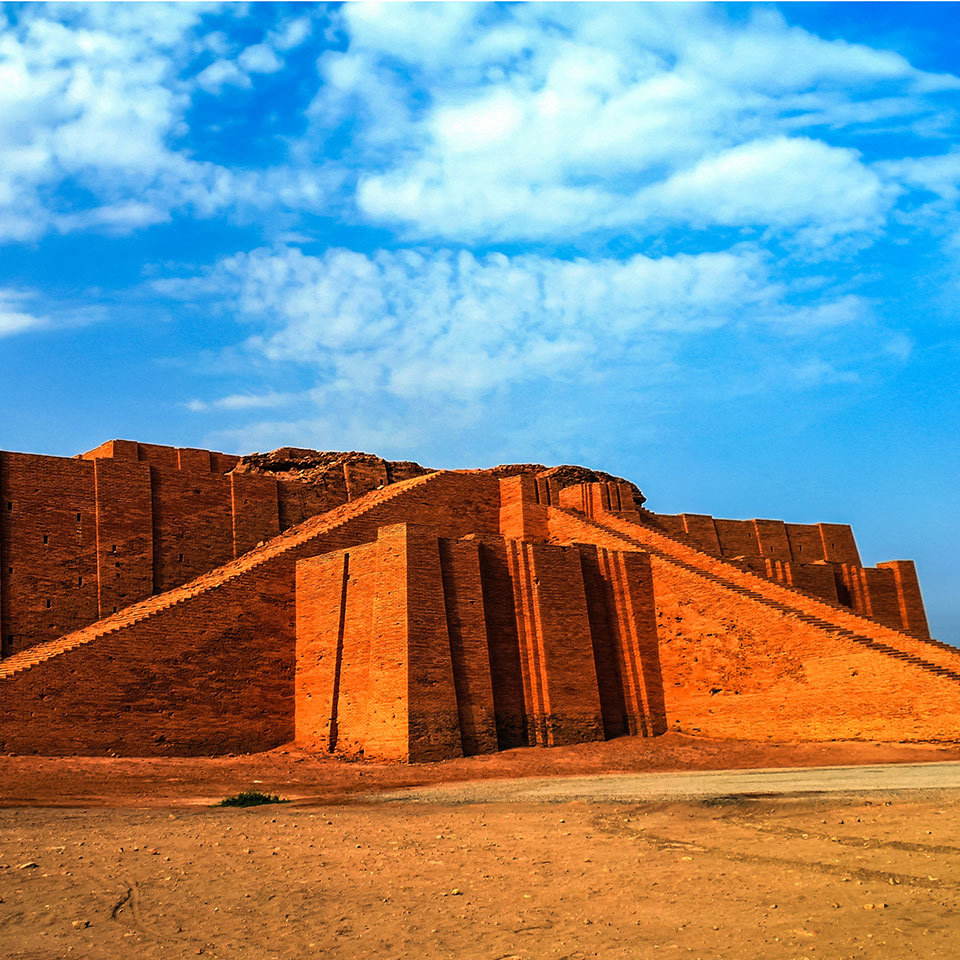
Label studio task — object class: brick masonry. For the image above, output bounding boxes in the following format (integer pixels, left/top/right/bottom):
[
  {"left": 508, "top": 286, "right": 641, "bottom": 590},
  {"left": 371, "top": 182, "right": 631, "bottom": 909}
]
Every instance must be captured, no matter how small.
[
  {"left": 295, "top": 523, "right": 665, "bottom": 761},
  {"left": 0, "top": 441, "right": 404, "bottom": 656},
  {"left": 0, "top": 442, "right": 953, "bottom": 758}
]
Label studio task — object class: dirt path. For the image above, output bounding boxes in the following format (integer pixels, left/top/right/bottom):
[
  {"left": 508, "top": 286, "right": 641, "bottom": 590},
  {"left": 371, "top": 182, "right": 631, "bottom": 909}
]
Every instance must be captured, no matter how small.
[
  {"left": 5, "top": 738, "right": 960, "bottom": 958},
  {"left": 378, "top": 760, "right": 960, "bottom": 804}
]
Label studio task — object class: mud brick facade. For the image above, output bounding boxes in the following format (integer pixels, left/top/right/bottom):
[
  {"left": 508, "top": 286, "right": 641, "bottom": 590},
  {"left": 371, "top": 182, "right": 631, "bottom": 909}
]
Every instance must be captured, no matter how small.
[
  {"left": 0, "top": 440, "right": 400, "bottom": 658},
  {"left": 296, "top": 523, "right": 664, "bottom": 761},
  {"left": 0, "top": 440, "right": 955, "bottom": 759}
]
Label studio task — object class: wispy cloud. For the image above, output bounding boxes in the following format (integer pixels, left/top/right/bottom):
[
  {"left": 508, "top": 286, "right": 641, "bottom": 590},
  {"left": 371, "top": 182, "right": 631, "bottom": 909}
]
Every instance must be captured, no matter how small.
[
  {"left": 153, "top": 242, "right": 901, "bottom": 463},
  {"left": 3, "top": 1, "right": 957, "bottom": 259},
  {"left": 0, "top": 289, "right": 45, "bottom": 337},
  {"left": 0, "top": 4, "right": 335, "bottom": 242},
  {"left": 184, "top": 391, "right": 303, "bottom": 413}
]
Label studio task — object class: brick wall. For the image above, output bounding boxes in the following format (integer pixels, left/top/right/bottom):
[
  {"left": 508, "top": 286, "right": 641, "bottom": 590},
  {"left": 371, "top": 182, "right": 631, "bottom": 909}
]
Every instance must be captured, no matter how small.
[
  {"left": 650, "top": 554, "right": 960, "bottom": 741},
  {"left": 0, "top": 475, "right": 444, "bottom": 754},
  {"left": 655, "top": 511, "right": 864, "bottom": 568},
  {"left": 547, "top": 487, "right": 957, "bottom": 741},
  {"left": 506, "top": 539, "right": 605, "bottom": 747},
  {"left": 0, "top": 459, "right": 950, "bottom": 758},
  {"left": 639, "top": 507, "right": 924, "bottom": 633},
  {"left": 0, "top": 453, "right": 100, "bottom": 655},
  {"left": 438, "top": 538, "right": 499, "bottom": 756},
  {"left": 94, "top": 458, "right": 154, "bottom": 619},
  {"left": 2, "top": 442, "right": 469, "bottom": 658},
  {"left": 579, "top": 546, "right": 667, "bottom": 738},
  {"left": 0, "top": 564, "right": 297, "bottom": 755},
  {"left": 878, "top": 560, "right": 931, "bottom": 638},
  {"left": 0, "top": 471, "right": 507, "bottom": 754},
  {"left": 295, "top": 521, "right": 664, "bottom": 761}
]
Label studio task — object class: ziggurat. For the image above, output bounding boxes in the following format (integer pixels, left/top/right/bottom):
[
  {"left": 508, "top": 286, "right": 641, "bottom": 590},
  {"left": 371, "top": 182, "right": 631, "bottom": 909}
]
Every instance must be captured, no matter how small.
[{"left": 0, "top": 440, "right": 956, "bottom": 761}]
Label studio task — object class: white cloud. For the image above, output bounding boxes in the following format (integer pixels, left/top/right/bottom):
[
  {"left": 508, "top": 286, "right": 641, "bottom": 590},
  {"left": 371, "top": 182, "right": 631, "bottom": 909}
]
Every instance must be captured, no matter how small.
[
  {"left": 238, "top": 43, "right": 283, "bottom": 75},
  {"left": 154, "top": 241, "right": 912, "bottom": 465},
  {"left": 0, "top": 290, "right": 45, "bottom": 337},
  {"left": 185, "top": 391, "right": 301, "bottom": 413},
  {"left": 157, "top": 244, "right": 874, "bottom": 409},
  {"left": 271, "top": 17, "right": 312, "bottom": 52},
  {"left": 317, "top": 3, "right": 957, "bottom": 247},
  {"left": 642, "top": 137, "right": 891, "bottom": 237},
  {"left": 195, "top": 58, "right": 252, "bottom": 91},
  {"left": 776, "top": 295, "right": 872, "bottom": 331},
  {"left": 1, "top": 2, "right": 954, "bottom": 253},
  {"left": 0, "top": 6, "right": 335, "bottom": 242},
  {"left": 791, "top": 359, "right": 861, "bottom": 386},
  {"left": 881, "top": 150, "right": 960, "bottom": 202},
  {"left": 54, "top": 201, "right": 171, "bottom": 234},
  {"left": 0, "top": 7, "right": 208, "bottom": 238}
]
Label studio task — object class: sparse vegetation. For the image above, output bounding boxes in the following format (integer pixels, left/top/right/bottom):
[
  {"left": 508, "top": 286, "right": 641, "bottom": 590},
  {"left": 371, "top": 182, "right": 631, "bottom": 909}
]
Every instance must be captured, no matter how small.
[{"left": 217, "top": 790, "right": 288, "bottom": 808}]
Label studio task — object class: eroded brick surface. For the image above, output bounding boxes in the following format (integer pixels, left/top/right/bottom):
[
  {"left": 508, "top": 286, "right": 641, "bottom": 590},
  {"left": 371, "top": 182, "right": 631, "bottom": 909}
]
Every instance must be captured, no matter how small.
[{"left": 0, "top": 442, "right": 952, "bottom": 759}]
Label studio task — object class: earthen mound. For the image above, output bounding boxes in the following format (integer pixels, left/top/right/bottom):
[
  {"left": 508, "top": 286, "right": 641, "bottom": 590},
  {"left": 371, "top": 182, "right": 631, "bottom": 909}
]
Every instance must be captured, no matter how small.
[{"left": 230, "top": 448, "right": 645, "bottom": 506}]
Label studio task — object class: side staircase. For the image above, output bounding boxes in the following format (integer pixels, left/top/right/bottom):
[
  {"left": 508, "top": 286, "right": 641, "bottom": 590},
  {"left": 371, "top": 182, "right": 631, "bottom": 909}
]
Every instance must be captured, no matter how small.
[
  {"left": 0, "top": 471, "right": 442, "bottom": 683},
  {"left": 553, "top": 504, "right": 960, "bottom": 689}
]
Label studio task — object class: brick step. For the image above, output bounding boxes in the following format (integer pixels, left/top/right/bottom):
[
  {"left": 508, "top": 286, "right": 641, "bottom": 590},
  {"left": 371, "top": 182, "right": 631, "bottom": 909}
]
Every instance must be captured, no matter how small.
[
  {"left": 559, "top": 507, "right": 960, "bottom": 688},
  {"left": 0, "top": 472, "right": 441, "bottom": 681}
]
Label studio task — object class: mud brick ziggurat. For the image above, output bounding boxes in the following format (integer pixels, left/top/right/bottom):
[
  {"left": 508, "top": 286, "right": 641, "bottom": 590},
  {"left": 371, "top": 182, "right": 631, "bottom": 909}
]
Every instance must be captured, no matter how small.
[{"left": 0, "top": 439, "right": 956, "bottom": 761}]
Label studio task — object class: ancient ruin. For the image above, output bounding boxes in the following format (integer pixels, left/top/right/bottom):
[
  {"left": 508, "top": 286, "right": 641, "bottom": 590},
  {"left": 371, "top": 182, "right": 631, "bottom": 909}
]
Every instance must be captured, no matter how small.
[{"left": 0, "top": 440, "right": 956, "bottom": 760}]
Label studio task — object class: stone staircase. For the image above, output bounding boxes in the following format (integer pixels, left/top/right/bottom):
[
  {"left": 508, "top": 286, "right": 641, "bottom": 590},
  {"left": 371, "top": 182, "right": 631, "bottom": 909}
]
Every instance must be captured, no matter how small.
[
  {"left": 0, "top": 471, "right": 441, "bottom": 682},
  {"left": 555, "top": 505, "right": 960, "bottom": 688}
]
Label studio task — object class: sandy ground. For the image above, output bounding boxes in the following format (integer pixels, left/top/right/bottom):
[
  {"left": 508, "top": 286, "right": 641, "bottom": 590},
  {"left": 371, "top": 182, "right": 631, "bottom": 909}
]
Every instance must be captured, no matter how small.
[
  {"left": 4, "top": 735, "right": 960, "bottom": 959},
  {"left": 4, "top": 792, "right": 960, "bottom": 959}
]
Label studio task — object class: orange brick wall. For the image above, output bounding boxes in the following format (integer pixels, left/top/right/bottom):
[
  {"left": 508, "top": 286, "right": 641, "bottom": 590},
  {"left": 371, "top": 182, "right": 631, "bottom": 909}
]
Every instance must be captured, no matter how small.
[
  {"left": 1, "top": 453, "right": 100, "bottom": 655},
  {"left": 1, "top": 442, "right": 465, "bottom": 658},
  {"left": 642, "top": 508, "right": 924, "bottom": 633},
  {"left": 0, "top": 472, "right": 506, "bottom": 754},
  {"left": 506, "top": 539, "right": 605, "bottom": 747},
  {"left": 94, "top": 458, "right": 154, "bottom": 619},
  {"left": 344, "top": 460, "right": 388, "bottom": 500},
  {"left": 295, "top": 517, "right": 664, "bottom": 761},
  {"left": 579, "top": 546, "right": 667, "bottom": 738},
  {"left": 0, "top": 563, "right": 298, "bottom": 755},
  {"left": 294, "top": 548, "right": 349, "bottom": 754},
  {"left": 650, "top": 554, "right": 960, "bottom": 741},
  {"left": 878, "top": 560, "right": 930, "bottom": 638},
  {"left": 541, "top": 492, "right": 958, "bottom": 741},
  {"left": 297, "top": 525, "right": 469, "bottom": 761},
  {"left": 658, "top": 511, "right": 864, "bottom": 568},
  {"left": 787, "top": 561, "right": 839, "bottom": 603},
  {"left": 558, "top": 481, "right": 637, "bottom": 518},
  {"left": 0, "top": 463, "right": 949, "bottom": 758},
  {"left": 477, "top": 538, "right": 528, "bottom": 748},
  {"left": 0, "top": 448, "right": 284, "bottom": 654},
  {"left": 679, "top": 514, "right": 722, "bottom": 553},
  {"left": 231, "top": 473, "right": 281, "bottom": 557},
  {"left": 438, "top": 538, "right": 498, "bottom": 756},
  {"left": 149, "top": 468, "right": 236, "bottom": 591}
]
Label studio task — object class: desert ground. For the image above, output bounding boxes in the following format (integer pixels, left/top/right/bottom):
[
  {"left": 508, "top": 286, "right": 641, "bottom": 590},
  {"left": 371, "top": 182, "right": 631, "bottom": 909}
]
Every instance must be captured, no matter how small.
[{"left": 3, "top": 734, "right": 960, "bottom": 960}]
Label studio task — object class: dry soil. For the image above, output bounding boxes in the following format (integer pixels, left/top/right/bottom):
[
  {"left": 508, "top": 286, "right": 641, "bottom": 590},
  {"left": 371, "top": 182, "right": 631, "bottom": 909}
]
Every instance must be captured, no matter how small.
[{"left": 3, "top": 734, "right": 960, "bottom": 959}]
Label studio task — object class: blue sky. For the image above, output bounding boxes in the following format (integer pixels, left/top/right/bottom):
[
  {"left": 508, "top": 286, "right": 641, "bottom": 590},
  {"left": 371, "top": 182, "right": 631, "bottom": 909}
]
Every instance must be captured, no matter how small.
[{"left": 1, "top": 2, "right": 957, "bottom": 641}]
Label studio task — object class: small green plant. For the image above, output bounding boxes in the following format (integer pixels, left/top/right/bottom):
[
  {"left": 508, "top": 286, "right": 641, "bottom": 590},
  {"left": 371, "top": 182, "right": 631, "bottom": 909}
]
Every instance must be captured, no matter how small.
[{"left": 217, "top": 790, "right": 288, "bottom": 808}]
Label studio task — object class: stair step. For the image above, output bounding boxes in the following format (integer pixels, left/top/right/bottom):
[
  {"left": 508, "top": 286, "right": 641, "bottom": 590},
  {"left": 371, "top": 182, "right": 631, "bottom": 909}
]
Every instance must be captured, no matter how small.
[{"left": 570, "top": 506, "right": 960, "bottom": 688}]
